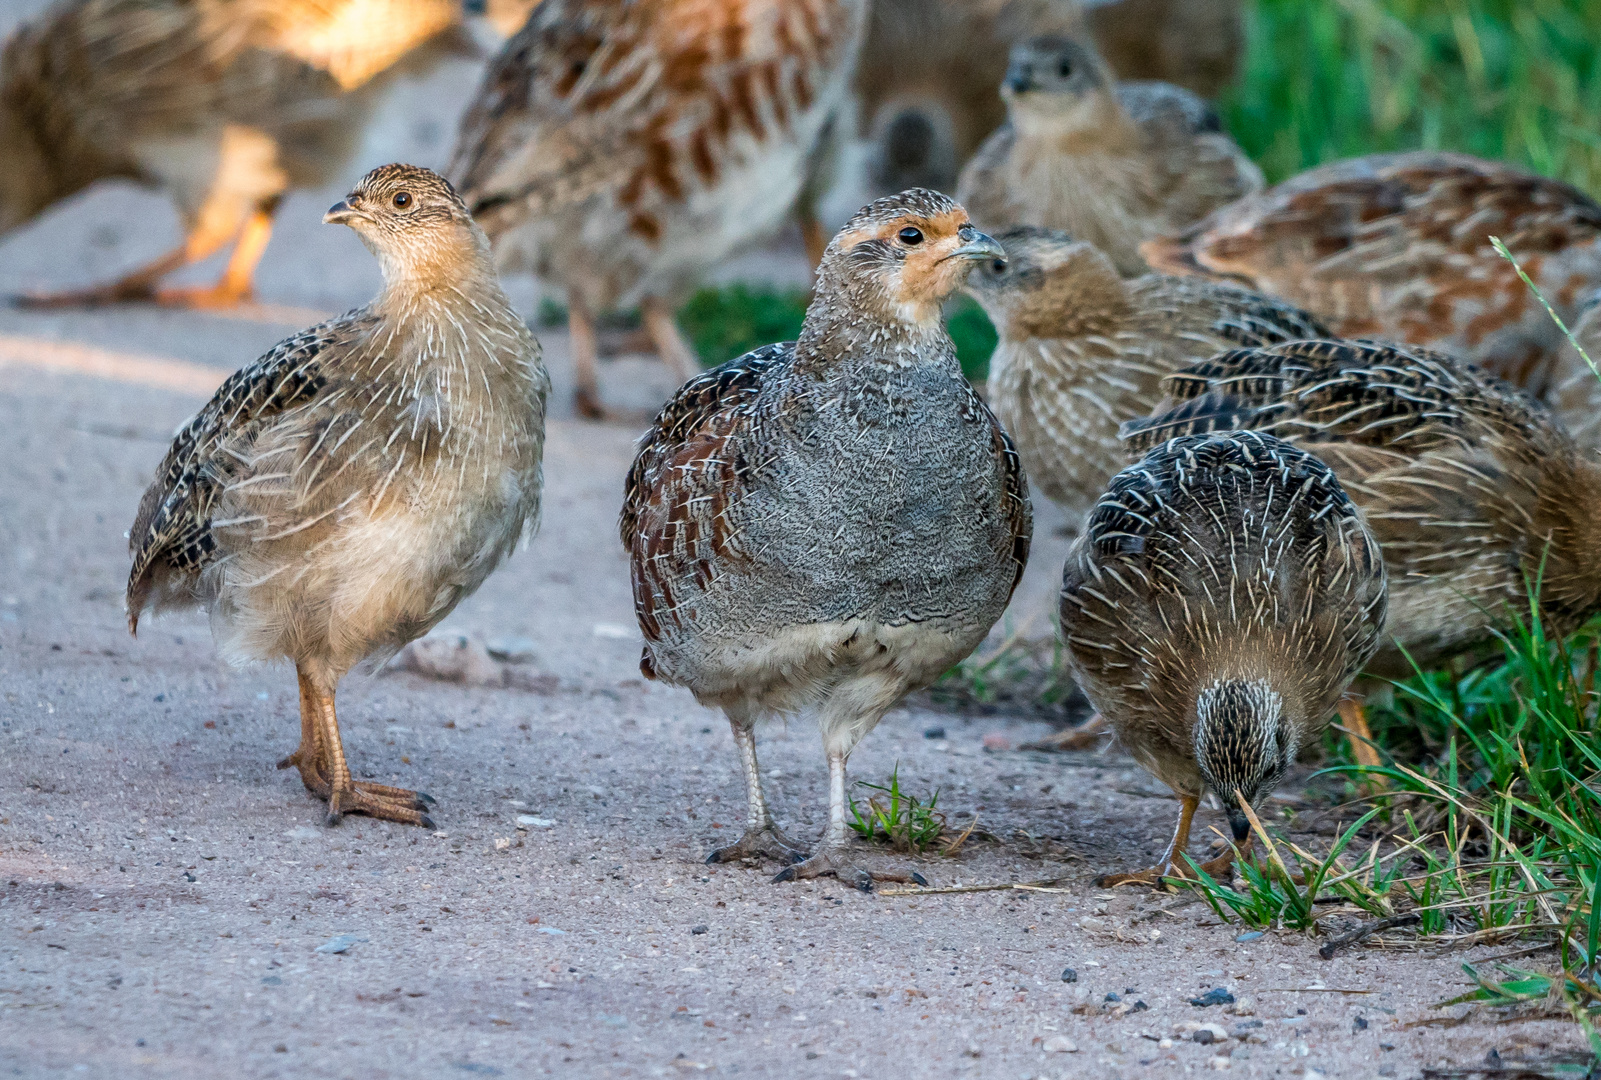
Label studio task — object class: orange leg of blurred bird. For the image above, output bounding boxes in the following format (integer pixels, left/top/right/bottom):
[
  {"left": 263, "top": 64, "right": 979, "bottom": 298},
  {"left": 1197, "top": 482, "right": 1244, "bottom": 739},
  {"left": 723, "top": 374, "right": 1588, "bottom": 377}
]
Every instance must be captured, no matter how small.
[
  {"left": 641, "top": 295, "right": 700, "bottom": 386},
  {"left": 800, "top": 211, "right": 829, "bottom": 270},
  {"left": 153, "top": 207, "right": 275, "bottom": 309},
  {"left": 16, "top": 204, "right": 274, "bottom": 310},
  {"left": 1021, "top": 712, "right": 1109, "bottom": 751},
  {"left": 1095, "top": 795, "right": 1244, "bottom": 887},
  {"left": 1338, "top": 697, "right": 1384, "bottom": 772},
  {"left": 277, "top": 665, "right": 436, "bottom": 828},
  {"left": 567, "top": 292, "right": 610, "bottom": 421}
]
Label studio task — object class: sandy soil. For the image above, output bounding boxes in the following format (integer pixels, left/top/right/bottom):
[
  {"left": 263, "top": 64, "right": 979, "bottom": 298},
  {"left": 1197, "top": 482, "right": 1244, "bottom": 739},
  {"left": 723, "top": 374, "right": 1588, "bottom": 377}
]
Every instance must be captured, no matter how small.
[{"left": 0, "top": 10, "right": 1589, "bottom": 1078}]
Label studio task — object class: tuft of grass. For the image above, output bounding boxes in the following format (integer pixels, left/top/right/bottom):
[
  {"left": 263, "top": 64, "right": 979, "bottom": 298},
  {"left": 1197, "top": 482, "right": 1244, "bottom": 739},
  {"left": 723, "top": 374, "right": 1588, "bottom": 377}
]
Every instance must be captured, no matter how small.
[
  {"left": 1222, "top": 0, "right": 1601, "bottom": 190},
  {"left": 847, "top": 765, "right": 946, "bottom": 853},
  {"left": 1185, "top": 597, "right": 1601, "bottom": 1033}
]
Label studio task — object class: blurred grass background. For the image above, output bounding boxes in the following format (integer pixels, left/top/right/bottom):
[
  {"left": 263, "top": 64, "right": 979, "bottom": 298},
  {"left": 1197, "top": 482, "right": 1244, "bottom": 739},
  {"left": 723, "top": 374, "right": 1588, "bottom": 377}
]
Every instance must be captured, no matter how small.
[
  {"left": 1222, "top": 0, "right": 1601, "bottom": 189},
  {"left": 678, "top": 0, "right": 1601, "bottom": 380}
]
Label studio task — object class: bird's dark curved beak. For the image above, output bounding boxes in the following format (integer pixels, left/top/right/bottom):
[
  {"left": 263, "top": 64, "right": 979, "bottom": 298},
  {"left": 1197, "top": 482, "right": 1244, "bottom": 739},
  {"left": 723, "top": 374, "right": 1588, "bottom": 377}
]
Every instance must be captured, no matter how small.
[
  {"left": 1004, "top": 63, "right": 1035, "bottom": 95},
  {"left": 946, "top": 227, "right": 1007, "bottom": 265},
  {"left": 1226, "top": 806, "right": 1253, "bottom": 843},
  {"left": 323, "top": 199, "right": 360, "bottom": 226}
]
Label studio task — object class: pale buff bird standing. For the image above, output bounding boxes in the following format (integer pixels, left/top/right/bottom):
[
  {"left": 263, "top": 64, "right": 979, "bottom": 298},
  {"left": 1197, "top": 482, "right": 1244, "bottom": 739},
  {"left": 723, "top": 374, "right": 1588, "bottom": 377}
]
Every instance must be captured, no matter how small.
[
  {"left": 1061, "top": 431, "right": 1385, "bottom": 885},
  {"left": 450, "top": 0, "right": 869, "bottom": 419},
  {"left": 621, "top": 190, "right": 1030, "bottom": 889},
  {"left": 956, "top": 33, "right": 1260, "bottom": 277},
  {"left": 1141, "top": 152, "right": 1601, "bottom": 392},
  {"left": 961, "top": 225, "right": 1327, "bottom": 531},
  {"left": 0, "top": 0, "right": 470, "bottom": 308},
  {"left": 127, "top": 165, "right": 548, "bottom": 826}
]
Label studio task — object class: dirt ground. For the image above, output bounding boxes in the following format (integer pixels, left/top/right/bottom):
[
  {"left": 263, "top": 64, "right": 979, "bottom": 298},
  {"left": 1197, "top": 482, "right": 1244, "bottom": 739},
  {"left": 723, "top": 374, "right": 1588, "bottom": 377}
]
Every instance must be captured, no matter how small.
[{"left": 0, "top": 9, "right": 1590, "bottom": 1078}]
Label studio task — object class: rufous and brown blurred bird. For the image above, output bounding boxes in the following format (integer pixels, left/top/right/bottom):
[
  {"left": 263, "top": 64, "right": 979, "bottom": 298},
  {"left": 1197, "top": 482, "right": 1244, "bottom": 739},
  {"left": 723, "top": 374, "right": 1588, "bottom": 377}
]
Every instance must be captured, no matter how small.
[
  {"left": 1141, "top": 152, "right": 1601, "bottom": 392},
  {"left": 1125, "top": 338, "right": 1601, "bottom": 763},
  {"left": 127, "top": 164, "right": 548, "bottom": 826},
  {"left": 621, "top": 190, "right": 1030, "bottom": 889},
  {"left": 956, "top": 33, "right": 1260, "bottom": 277},
  {"left": 962, "top": 225, "right": 1326, "bottom": 531},
  {"left": 450, "top": 0, "right": 870, "bottom": 419},
  {"left": 0, "top": 0, "right": 471, "bottom": 308},
  {"left": 1061, "top": 430, "right": 1385, "bottom": 885}
]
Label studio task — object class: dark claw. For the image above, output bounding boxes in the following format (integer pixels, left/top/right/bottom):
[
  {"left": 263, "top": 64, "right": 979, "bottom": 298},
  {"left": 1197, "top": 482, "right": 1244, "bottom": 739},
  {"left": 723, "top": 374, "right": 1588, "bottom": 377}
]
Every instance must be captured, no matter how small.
[
  {"left": 419, "top": 814, "right": 436, "bottom": 831},
  {"left": 415, "top": 791, "right": 437, "bottom": 806},
  {"left": 911, "top": 871, "right": 928, "bottom": 887},
  {"left": 275, "top": 755, "right": 294, "bottom": 770},
  {"left": 324, "top": 810, "right": 344, "bottom": 827},
  {"left": 786, "top": 849, "right": 806, "bottom": 865},
  {"left": 771, "top": 866, "right": 797, "bottom": 884}
]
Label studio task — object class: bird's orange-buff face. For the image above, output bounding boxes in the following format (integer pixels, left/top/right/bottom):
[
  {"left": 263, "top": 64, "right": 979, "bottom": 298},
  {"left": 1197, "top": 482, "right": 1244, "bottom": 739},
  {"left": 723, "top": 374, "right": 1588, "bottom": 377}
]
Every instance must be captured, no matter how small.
[{"left": 834, "top": 205, "right": 1007, "bottom": 325}]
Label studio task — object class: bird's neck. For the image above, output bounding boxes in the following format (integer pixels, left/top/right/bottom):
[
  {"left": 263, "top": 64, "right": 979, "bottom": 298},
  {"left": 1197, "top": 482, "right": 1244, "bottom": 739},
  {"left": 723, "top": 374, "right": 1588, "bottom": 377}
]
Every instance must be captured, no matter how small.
[
  {"left": 1012, "top": 94, "right": 1135, "bottom": 154},
  {"left": 371, "top": 256, "right": 528, "bottom": 380},
  {"left": 1003, "top": 251, "right": 1131, "bottom": 342},
  {"left": 793, "top": 280, "right": 958, "bottom": 378}
]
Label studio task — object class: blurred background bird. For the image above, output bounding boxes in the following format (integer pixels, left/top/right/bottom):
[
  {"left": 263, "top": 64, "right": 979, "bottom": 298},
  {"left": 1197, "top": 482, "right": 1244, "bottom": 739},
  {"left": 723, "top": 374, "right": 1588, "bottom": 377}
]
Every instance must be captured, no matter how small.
[
  {"left": 126, "top": 164, "right": 548, "bottom": 826},
  {"left": 1140, "top": 152, "right": 1601, "bottom": 395},
  {"left": 449, "top": 0, "right": 870, "bottom": 419},
  {"left": 621, "top": 190, "right": 1029, "bottom": 889},
  {"left": 962, "top": 224, "right": 1324, "bottom": 532},
  {"left": 847, "top": 0, "right": 1241, "bottom": 203},
  {"left": 0, "top": 0, "right": 474, "bottom": 309},
  {"left": 1060, "top": 430, "right": 1385, "bottom": 886},
  {"left": 956, "top": 33, "right": 1259, "bottom": 277}
]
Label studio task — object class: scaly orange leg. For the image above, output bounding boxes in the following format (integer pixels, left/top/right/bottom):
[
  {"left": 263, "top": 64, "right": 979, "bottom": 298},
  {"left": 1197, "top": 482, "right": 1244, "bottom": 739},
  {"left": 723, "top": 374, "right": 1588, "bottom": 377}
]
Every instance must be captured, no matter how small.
[
  {"left": 281, "top": 664, "right": 436, "bottom": 828},
  {"left": 1337, "top": 697, "right": 1386, "bottom": 787},
  {"left": 1021, "top": 712, "right": 1109, "bottom": 751},
  {"left": 1096, "top": 795, "right": 1247, "bottom": 887}
]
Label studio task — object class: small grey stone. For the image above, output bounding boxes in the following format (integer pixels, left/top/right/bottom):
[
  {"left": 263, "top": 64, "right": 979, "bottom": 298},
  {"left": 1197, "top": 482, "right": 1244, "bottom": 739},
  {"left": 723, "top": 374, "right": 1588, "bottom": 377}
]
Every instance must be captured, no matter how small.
[
  {"left": 1060, "top": 967, "right": 1078, "bottom": 983},
  {"left": 1190, "top": 987, "right": 1236, "bottom": 1007},
  {"left": 923, "top": 726, "right": 946, "bottom": 739},
  {"left": 314, "top": 934, "right": 367, "bottom": 954},
  {"left": 691, "top": 925, "right": 709, "bottom": 935}
]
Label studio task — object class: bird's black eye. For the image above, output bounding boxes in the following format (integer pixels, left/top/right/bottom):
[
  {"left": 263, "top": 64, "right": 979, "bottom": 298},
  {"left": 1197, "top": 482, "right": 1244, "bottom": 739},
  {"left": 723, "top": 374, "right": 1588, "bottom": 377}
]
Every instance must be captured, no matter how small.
[
  {"left": 897, "top": 227, "right": 924, "bottom": 246},
  {"left": 988, "top": 259, "right": 1006, "bottom": 274},
  {"left": 393, "top": 191, "right": 412, "bottom": 209},
  {"left": 1058, "top": 60, "right": 1073, "bottom": 78}
]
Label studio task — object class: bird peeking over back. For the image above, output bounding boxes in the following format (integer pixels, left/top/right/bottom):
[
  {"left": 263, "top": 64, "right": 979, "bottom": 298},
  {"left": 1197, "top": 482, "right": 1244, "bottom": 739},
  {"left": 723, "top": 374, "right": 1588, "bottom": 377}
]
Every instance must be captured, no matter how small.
[
  {"left": 1140, "top": 152, "right": 1601, "bottom": 393},
  {"left": 450, "top": 0, "right": 870, "bottom": 419},
  {"left": 1060, "top": 431, "right": 1386, "bottom": 886},
  {"left": 961, "top": 225, "right": 1328, "bottom": 531},
  {"left": 956, "top": 33, "right": 1261, "bottom": 277},
  {"left": 1, "top": 0, "right": 470, "bottom": 309},
  {"left": 621, "top": 189, "right": 1031, "bottom": 891},
  {"left": 126, "top": 164, "right": 548, "bottom": 828}
]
